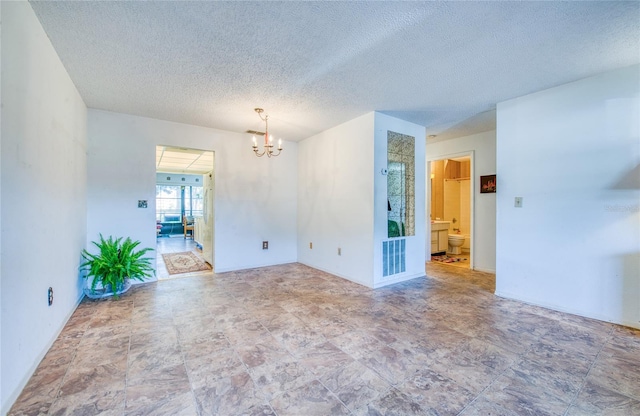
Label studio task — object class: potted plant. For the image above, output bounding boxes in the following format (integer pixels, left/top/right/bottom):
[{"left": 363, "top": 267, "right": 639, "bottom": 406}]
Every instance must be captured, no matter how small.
[{"left": 80, "top": 234, "right": 155, "bottom": 299}]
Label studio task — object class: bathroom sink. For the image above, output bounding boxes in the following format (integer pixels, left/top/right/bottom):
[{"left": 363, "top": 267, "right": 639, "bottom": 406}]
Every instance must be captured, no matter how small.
[{"left": 431, "top": 221, "right": 450, "bottom": 231}]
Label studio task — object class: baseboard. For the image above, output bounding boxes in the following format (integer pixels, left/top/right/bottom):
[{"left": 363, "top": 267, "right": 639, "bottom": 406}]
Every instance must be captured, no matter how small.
[
  {"left": 373, "top": 272, "right": 425, "bottom": 288},
  {"left": 296, "top": 261, "right": 372, "bottom": 288},
  {"left": 2, "top": 293, "right": 84, "bottom": 416},
  {"left": 214, "top": 259, "right": 298, "bottom": 274},
  {"left": 494, "top": 290, "right": 639, "bottom": 330},
  {"left": 297, "top": 262, "right": 426, "bottom": 290},
  {"left": 472, "top": 267, "right": 496, "bottom": 274}
]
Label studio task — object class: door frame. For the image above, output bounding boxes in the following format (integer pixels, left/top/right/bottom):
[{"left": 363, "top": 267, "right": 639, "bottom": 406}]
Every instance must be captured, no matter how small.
[{"left": 427, "top": 150, "right": 475, "bottom": 269}]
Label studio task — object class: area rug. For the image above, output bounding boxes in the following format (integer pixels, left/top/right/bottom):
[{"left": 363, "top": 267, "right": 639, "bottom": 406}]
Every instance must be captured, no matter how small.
[
  {"left": 162, "top": 251, "right": 211, "bottom": 275},
  {"left": 431, "top": 255, "right": 467, "bottom": 263}
]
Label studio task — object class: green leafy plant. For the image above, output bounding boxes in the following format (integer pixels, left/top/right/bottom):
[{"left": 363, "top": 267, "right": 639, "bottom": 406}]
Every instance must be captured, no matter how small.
[{"left": 80, "top": 234, "right": 155, "bottom": 298}]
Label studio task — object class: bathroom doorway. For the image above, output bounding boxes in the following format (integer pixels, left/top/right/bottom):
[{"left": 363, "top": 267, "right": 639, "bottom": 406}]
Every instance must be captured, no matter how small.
[{"left": 427, "top": 153, "right": 474, "bottom": 269}]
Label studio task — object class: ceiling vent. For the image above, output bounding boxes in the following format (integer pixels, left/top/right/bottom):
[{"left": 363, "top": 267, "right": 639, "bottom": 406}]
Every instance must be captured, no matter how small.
[{"left": 246, "top": 130, "right": 265, "bottom": 136}]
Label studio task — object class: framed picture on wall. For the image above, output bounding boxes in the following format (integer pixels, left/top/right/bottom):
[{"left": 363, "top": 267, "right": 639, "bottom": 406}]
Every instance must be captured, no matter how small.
[{"left": 480, "top": 175, "right": 496, "bottom": 193}]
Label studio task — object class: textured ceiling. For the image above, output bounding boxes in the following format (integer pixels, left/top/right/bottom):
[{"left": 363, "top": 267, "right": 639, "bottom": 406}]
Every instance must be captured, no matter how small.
[{"left": 30, "top": 1, "right": 640, "bottom": 142}]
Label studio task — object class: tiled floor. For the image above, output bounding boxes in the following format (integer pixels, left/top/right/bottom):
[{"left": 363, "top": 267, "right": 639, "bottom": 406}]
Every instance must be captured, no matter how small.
[{"left": 9, "top": 263, "right": 640, "bottom": 415}]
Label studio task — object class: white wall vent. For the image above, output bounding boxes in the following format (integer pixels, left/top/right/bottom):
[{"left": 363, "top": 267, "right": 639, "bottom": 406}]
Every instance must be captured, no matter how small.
[{"left": 383, "top": 239, "right": 406, "bottom": 277}]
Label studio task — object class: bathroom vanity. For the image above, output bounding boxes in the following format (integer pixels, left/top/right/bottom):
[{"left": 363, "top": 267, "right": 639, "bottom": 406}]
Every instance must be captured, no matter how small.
[{"left": 430, "top": 221, "right": 450, "bottom": 254}]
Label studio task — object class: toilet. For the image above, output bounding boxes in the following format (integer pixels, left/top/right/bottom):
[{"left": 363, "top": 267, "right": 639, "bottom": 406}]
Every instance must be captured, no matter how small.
[{"left": 448, "top": 234, "right": 465, "bottom": 255}]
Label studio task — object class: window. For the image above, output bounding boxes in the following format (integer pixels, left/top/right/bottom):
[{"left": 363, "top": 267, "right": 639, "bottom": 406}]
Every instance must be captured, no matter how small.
[
  {"left": 185, "top": 186, "right": 204, "bottom": 217},
  {"left": 156, "top": 185, "right": 203, "bottom": 222}
]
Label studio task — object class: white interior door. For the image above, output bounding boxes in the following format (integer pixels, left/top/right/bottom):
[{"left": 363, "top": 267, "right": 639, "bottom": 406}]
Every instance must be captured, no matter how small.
[{"left": 202, "top": 171, "right": 214, "bottom": 267}]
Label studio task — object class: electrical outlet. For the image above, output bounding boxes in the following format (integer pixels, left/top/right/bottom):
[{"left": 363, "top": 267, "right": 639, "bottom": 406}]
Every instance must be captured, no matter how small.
[
  {"left": 262, "top": 241, "right": 268, "bottom": 250},
  {"left": 338, "top": 248, "right": 341, "bottom": 256},
  {"left": 48, "top": 287, "right": 53, "bottom": 306},
  {"left": 514, "top": 197, "right": 523, "bottom": 208},
  {"left": 309, "top": 242, "right": 313, "bottom": 249}
]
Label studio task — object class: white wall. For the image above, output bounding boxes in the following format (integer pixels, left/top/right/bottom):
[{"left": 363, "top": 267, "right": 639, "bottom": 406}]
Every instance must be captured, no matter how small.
[
  {"left": 373, "top": 113, "right": 427, "bottom": 287},
  {"left": 1, "top": 2, "right": 88, "bottom": 413},
  {"left": 297, "top": 113, "right": 375, "bottom": 287},
  {"left": 87, "top": 110, "right": 298, "bottom": 274},
  {"left": 427, "top": 130, "right": 497, "bottom": 273},
  {"left": 496, "top": 65, "right": 640, "bottom": 328},
  {"left": 1, "top": 2, "right": 4, "bottom": 407},
  {"left": 297, "top": 112, "right": 426, "bottom": 288}
]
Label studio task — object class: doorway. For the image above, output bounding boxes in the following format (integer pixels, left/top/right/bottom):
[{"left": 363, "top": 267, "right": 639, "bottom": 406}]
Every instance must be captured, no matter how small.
[
  {"left": 427, "top": 153, "right": 474, "bottom": 269},
  {"left": 155, "top": 146, "right": 215, "bottom": 279}
]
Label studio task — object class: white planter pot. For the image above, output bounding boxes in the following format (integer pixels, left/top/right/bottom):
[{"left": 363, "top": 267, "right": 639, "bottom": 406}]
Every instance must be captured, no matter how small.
[{"left": 83, "top": 278, "right": 132, "bottom": 299}]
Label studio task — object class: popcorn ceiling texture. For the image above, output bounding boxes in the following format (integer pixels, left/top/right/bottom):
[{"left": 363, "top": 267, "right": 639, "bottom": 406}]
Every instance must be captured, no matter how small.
[{"left": 29, "top": 1, "right": 640, "bottom": 141}]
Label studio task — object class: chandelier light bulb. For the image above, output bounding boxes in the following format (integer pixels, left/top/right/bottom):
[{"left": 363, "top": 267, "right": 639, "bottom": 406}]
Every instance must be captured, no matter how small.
[{"left": 251, "top": 108, "right": 283, "bottom": 158}]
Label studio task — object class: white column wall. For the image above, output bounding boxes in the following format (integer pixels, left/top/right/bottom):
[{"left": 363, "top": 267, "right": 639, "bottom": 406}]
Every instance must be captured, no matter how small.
[
  {"left": 373, "top": 113, "right": 427, "bottom": 287},
  {"left": 1, "top": 2, "right": 88, "bottom": 413},
  {"left": 297, "top": 113, "right": 376, "bottom": 287},
  {"left": 427, "top": 130, "right": 497, "bottom": 273},
  {"left": 496, "top": 65, "right": 640, "bottom": 328},
  {"left": 87, "top": 110, "right": 298, "bottom": 274}
]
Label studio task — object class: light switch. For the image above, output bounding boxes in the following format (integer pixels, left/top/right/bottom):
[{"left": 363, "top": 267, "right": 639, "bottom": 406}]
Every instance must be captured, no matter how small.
[{"left": 514, "top": 197, "right": 523, "bottom": 208}]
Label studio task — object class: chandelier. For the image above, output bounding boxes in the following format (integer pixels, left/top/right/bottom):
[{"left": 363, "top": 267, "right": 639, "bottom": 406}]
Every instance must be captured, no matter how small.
[{"left": 251, "top": 108, "right": 283, "bottom": 158}]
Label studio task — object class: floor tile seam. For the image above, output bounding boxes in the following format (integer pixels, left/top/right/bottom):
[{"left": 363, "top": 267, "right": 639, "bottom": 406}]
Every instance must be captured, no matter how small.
[
  {"left": 395, "top": 367, "right": 476, "bottom": 412},
  {"left": 454, "top": 344, "right": 522, "bottom": 416},
  {"left": 571, "top": 377, "right": 640, "bottom": 409},
  {"left": 121, "top": 322, "right": 135, "bottom": 416},
  {"left": 177, "top": 337, "right": 222, "bottom": 359},
  {"left": 309, "top": 375, "right": 356, "bottom": 414},
  {"left": 181, "top": 359, "right": 203, "bottom": 416},
  {"left": 27, "top": 346, "right": 78, "bottom": 414},
  {"left": 232, "top": 341, "right": 270, "bottom": 375},
  {"left": 44, "top": 331, "right": 86, "bottom": 414},
  {"left": 503, "top": 329, "right": 573, "bottom": 380},
  {"left": 251, "top": 314, "right": 311, "bottom": 361},
  {"left": 170, "top": 305, "right": 203, "bottom": 416},
  {"left": 357, "top": 357, "right": 405, "bottom": 388},
  {"left": 519, "top": 306, "right": 613, "bottom": 336},
  {"left": 561, "top": 325, "right": 616, "bottom": 416},
  {"left": 243, "top": 361, "right": 284, "bottom": 403}
]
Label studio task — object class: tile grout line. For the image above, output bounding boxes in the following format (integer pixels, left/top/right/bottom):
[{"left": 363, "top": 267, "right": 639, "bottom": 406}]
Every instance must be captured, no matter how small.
[
  {"left": 170, "top": 293, "right": 206, "bottom": 416},
  {"left": 46, "top": 307, "right": 95, "bottom": 416},
  {"left": 324, "top": 336, "right": 396, "bottom": 415},
  {"left": 561, "top": 324, "right": 616, "bottom": 416},
  {"left": 206, "top": 289, "right": 279, "bottom": 415},
  {"left": 455, "top": 322, "right": 550, "bottom": 416},
  {"left": 253, "top": 305, "right": 362, "bottom": 414},
  {"left": 258, "top": 307, "right": 328, "bottom": 413},
  {"left": 122, "top": 302, "right": 134, "bottom": 416},
  {"left": 454, "top": 344, "right": 528, "bottom": 416},
  {"left": 248, "top": 312, "right": 298, "bottom": 416}
]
